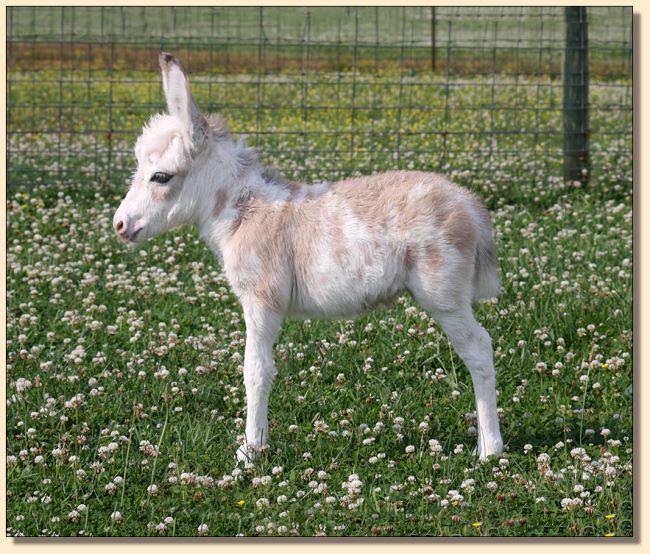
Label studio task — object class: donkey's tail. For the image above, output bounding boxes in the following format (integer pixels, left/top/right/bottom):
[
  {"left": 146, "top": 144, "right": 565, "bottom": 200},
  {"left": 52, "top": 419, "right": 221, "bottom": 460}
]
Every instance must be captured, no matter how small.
[{"left": 472, "top": 204, "right": 501, "bottom": 303}]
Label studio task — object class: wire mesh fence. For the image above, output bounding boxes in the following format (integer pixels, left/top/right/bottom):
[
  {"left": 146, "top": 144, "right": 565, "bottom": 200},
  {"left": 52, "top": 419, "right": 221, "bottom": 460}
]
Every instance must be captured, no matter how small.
[{"left": 7, "top": 6, "right": 632, "bottom": 196}]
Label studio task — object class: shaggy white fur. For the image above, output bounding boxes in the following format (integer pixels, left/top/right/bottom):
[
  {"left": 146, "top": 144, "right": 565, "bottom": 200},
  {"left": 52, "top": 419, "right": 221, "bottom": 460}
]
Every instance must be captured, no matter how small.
[{"left": 114, "top": 53, "right": 504, "bottom": 463}]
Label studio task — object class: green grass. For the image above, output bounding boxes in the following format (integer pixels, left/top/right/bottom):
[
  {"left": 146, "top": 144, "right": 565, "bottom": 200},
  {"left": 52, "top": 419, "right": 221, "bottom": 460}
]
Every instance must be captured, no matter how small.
[{"left": 6, "top": 70, "right": 632, "bottom": 537}]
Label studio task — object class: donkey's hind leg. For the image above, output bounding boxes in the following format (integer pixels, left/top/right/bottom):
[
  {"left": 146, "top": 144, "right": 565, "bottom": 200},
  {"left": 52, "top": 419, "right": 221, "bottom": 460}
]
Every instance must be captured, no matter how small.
[
  {"left": 430, "top": 306, "right": 503, "bottom": 459},
  {"left": 410, "top": 261, "right": 503, "bottom": 458}
]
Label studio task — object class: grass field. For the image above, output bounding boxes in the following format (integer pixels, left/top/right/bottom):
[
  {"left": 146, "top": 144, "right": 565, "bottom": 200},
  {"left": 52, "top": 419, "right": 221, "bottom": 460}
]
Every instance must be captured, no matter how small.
[
  {"left": 6, "top": 4, "right": 634, "bottom": 535},
  {"left": 6, "top": 65, "right": 633, "bottom": 536}
]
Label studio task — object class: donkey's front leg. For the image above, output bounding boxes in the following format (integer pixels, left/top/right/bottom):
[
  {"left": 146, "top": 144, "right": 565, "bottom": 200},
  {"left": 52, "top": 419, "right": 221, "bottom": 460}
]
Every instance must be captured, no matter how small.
[{"left": 236, "top": 304, "right": 283, "bottom": 464}]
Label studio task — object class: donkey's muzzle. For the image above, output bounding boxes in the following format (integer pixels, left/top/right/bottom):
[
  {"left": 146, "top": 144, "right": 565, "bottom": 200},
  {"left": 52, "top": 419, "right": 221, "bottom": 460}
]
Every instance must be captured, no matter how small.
[{"left": 113, "top": 212, "right": 140, "bottom": 242}]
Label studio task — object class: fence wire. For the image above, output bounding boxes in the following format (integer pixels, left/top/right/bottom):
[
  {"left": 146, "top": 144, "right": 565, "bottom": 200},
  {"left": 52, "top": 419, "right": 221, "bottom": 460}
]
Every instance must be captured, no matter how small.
[{"left": 7, "top": 6, "right": 632, "bottom": 190}]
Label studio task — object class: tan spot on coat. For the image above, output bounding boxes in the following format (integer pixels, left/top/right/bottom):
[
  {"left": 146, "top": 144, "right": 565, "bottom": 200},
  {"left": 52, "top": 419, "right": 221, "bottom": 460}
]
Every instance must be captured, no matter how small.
[
  {"left": 151, "top": 185, "right": 179, "bottom": 203},
  {"left": 441, "top": 208, "right": 476, "bottom": 256},
  {"left": 334, "top": 174, "right": 395, "bottom": 230},
  {"left": 329, "top": 212, "right": 347, "bottom": 265},
  {"left": 225, "top": 196, "right": 291, "bottom": 314},
  {"left": 424, "top": 243, "right": 442, "bottom": 269}
]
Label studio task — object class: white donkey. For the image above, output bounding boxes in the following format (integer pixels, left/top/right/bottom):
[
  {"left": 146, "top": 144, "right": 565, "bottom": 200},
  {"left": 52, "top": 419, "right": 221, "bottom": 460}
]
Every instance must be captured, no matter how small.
[{"left": 114, "top": 53, "right": 504, "bottom": 462}]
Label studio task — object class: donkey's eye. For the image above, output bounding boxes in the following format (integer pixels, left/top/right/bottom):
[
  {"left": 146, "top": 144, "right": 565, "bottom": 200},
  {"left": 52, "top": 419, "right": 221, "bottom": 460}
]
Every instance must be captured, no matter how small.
[{"left": 150, "top": 172, "right": 173, "bottom": 184}]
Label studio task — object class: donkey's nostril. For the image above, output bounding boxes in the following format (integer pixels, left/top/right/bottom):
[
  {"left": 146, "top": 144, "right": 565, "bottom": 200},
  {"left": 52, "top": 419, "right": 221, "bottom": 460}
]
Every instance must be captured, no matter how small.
[{"left": 115, "top": 220, "right": 125, "bottom": 234}]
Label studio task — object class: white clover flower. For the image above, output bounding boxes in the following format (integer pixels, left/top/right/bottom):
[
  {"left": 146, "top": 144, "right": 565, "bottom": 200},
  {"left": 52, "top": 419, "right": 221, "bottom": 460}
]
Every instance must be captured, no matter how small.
[
  {"left": 570, "top": 447, "right": 586, "bottom": 459},
  {"left": 198, "top": 523, "right": 209, "bottom": 535},
  {"left": 111, "top": 511, "right": 122, "bottom": 523},
  {"left": 460, "top": 479, "right": 476, "bottom": 493},
  {"left": 561, "top": 497, "right": 583, "bottom": 511},
  {"left": 448, "top": 490, "right": 464, "bottom": 506},
  {"left": 15, "top": 378, "right": 32, "bottom": 393}
]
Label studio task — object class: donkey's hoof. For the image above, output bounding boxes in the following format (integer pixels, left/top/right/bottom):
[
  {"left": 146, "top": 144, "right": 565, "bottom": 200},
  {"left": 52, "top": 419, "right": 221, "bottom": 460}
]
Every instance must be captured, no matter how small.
[
  {"left": 235, "top": 443, "right": 263, "bottom": 467},
  {"left": 473, "top": 439, "right": 504, "bottom": 461}
]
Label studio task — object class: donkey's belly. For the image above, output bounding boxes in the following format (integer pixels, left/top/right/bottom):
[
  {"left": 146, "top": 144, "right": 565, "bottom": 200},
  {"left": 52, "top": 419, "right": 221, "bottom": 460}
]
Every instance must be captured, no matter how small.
[{"left": 287, "top": 253, "right": 407, "bottom": 320}]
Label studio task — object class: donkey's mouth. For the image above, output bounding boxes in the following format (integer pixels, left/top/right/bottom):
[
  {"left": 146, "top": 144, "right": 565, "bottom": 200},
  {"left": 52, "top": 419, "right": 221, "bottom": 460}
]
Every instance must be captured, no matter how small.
[
  {"left": 128, "top": 227, "right": 143, "bottom": 242},
  {"left": 118, "top": 227, "right": 143, "bottom": 243}
]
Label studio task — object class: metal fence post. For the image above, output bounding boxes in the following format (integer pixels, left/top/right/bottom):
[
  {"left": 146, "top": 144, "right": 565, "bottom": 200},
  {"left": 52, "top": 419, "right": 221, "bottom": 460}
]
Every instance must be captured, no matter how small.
[
  {"left": 431, "top": 7, "right": 437, "bottom": 72},
  {"left": 563, "top": 7, "right": 589, "bottom": 185}
]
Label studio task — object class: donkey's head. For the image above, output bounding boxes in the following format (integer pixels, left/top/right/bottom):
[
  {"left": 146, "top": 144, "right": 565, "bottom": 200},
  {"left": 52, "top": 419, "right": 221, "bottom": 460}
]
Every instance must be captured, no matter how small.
[{"left": 113, "top": 53, "right": 217, "bottom": 243}]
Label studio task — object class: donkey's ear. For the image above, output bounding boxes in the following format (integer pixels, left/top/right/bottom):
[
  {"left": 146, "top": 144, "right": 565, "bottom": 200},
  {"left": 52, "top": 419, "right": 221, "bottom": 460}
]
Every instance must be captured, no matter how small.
[{"left": 159, "top": 52, "right": 207, "bottom": 150}]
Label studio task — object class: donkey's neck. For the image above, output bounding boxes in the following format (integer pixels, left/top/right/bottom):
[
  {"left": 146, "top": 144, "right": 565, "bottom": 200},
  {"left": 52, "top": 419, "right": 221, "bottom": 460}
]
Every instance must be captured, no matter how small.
[{"left": 195, "top": 145, "right": 291, "bottom": 262}]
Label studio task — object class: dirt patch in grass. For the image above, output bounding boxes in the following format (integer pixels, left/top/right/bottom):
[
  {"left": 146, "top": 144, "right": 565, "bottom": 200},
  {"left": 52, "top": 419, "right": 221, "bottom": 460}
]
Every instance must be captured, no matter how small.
[{"left": 7, "top": 40, "right": 630, "bottom": 79}]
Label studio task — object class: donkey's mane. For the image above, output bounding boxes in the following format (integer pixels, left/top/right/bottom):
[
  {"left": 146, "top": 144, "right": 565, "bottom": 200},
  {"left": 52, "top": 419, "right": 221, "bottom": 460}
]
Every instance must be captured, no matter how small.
[
  {"left": 205, "top": 113, "right": 231, "bottom": 141},
  {"left": 205, "top": 112, "right": 292, "bottom": 189},
  {"left": 260, "top": 166, "right": 289, "bottom": 187}
]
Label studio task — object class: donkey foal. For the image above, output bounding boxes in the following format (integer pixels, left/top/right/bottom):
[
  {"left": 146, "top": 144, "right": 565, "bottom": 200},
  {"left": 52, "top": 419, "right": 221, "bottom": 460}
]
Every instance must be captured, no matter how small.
[{"left": 113, "top": 53, "right": 504, "bottom": 463}]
